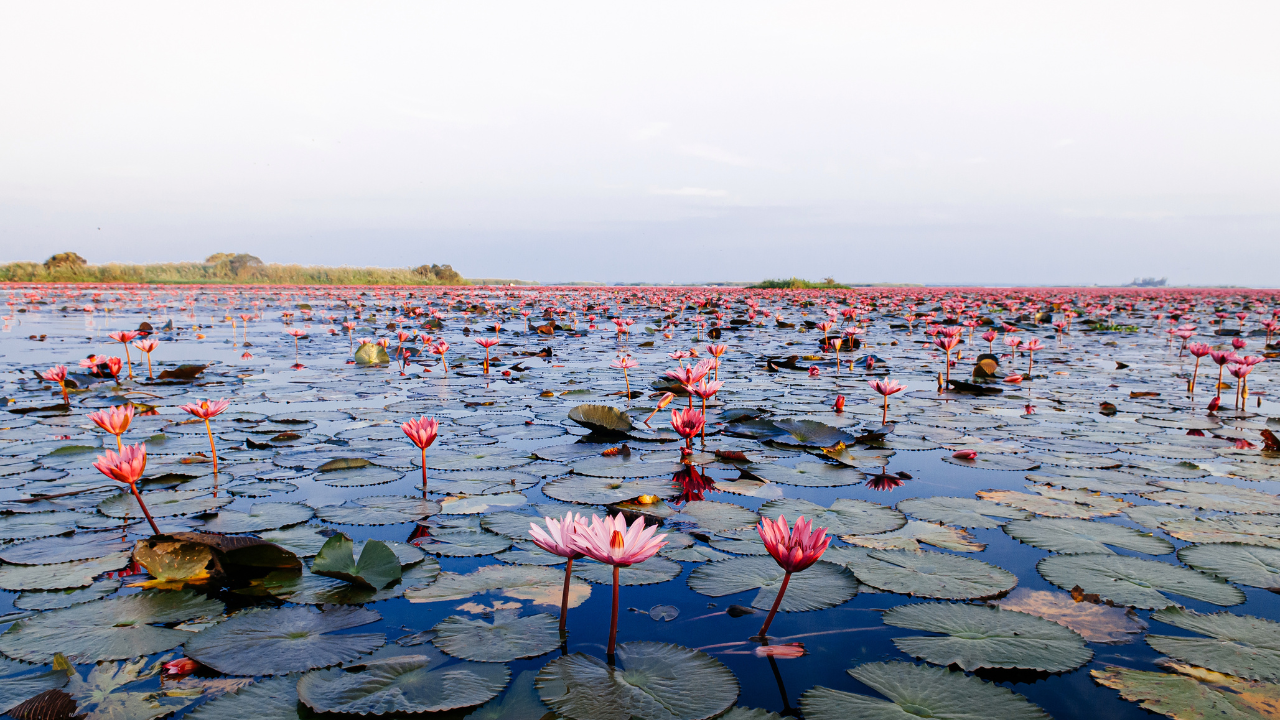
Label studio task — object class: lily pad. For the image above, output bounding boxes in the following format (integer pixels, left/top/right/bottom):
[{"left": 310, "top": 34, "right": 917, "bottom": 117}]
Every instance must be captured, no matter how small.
[
  {"left": 0, "top": 512, "right": 85, "bottom": 540},
  {"left": 676, "top": 500, "right": 760, "bottom": 533},
  {"left": 567, "top": 456, "right": 685, "bottom": 479},
  {"left": 1142, "top": 480, "right": 1280, "bottom": 514},
  {"left": 416, "top": 529, "right": 513, "bottom": 557},
  {"left": 746, "top": 462, "right": 864, "bottom": 488},
  {"left": 1178, "top": 543, "right": 1280, "bottom": 589},
  {"left": 573, "top": 556, "right": 683, "bottom": 586},
  {"left": 315, "top": 495, "right": 440, "bottom": 526},
  {"left": 568, "top": 404, "right": 634, "bottom": 433},
  {"left": 993, "top": 588, "right": 1148, "bottom": 644},
  {"left": 853, "top": 549, "right": 1017, "bottom": 600},
  {"left": 1092, "top": 662, "right": 1280, "bottom": 720},
  {"left": 439, "top": 492, "right": 528, "bottom": 515},
  {"left": 759, "top": 497, "right": 905, "bottom": 536},
  {"left": 297, "top": 649, "right": 509, "bottom": 714},
  {"left": 0, "top": 589, "right": 224, "bottom": 663},
  {"left": 427, "top": 470, "right": 541, "bottom": 495},
  {"left": 199, "top": 502, "right": 314, "bottom": 533},
  {"left": 543, "top": 475, "right": 677, "bottom": 505},
  {"left": 259, "top": 524, "right": 333, "bottom": 557},
  {"left": 0, "top": 532, "right": 131, "bottom": 565},
  {"left": 15, "top": 577, "right": 122, "bottom": 611},
  {"left": 1161, "top": 516, "right": 1280, "bottom": 548},
  {"left": 896, "top": 496, "right": 1030, "bottom": 529},
  {"left": 943, "top": 454, "right": 1042, "bottom": 471},
  {"left": 1037, "top": 554, "right": 1245, "bottom": 608},
  {"left": 687, "top": 556, "right": 858, "bottom": 612},
  {"left": 0, "top": 551, "right": 131, "bottom": 591},
  {"left": 1004, "top": 517, "right": 1173, "bottom": 555},
  {"left": 433, "top": 609, "right": 561, "bottom": 662},
  {"left": 883, "top": 602, "right": 1091, "bottom": 672},
  {"left": 977, "top": 485, "right": 1130, "bottom": 519},
  {"left": 98, "top": 489, "right": 233, "bottom": 518},
  {"left": 427, "top": 449, "right": 534, "bottom": 471},
  {"left": 1146, "top": 607, "right": 1280, "bottom": 681},
  {"left": 0, "top": 657, "right": 69, "bottom": 716},
  {"left": 185, "top": 676, "right": 303, "bottom": 720},
  {"left": 843, "top": 521, "right": 984, "bottom": 552},
  {"left": 184, "top": 605, "right": 385, "bottom": 676},
  {"left": 800, "top": 662, "right": 1050, "bottom": 720},
  {"left": 537, "top": 641, "right": 738, "bottom": 720},
  {"left": 407, "top": 564, "right": 591, "bottom": 609},
  {"left": 312, "top": 533, "right": 402, "bottom": 589}
]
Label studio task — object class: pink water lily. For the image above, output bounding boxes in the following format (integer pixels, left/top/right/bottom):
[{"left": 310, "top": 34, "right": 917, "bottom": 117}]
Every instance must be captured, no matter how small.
[
  {"left": 402, "top": 416, "right": 439, "bottom": 493},
  {"left": 94, "top": 443, "right": 159, "bottom": 535},
  {"left": 868, "top": 378, "right": 906, "bottom": 424},
  {"left": 89, "top": 404, "right": 134, "bottom": 449},
  {"left": 180, "top": 399, "right": 230, "bottom": 481},
  {"left": 573, "top": 513, "right": 668, "bottom": 656},
  {"left": 755, "top": 515, "right": 830, "bottom": 638},
  {"left": 529, "top": 512, "right": 588, "bottom": 633}
]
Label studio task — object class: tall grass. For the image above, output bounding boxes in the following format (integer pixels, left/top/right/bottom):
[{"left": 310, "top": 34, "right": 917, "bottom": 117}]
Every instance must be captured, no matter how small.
[
  {"left": 0, "top": 259, "right": 471, "bottom": 286},
  {"left": 754, "top": 277, "right": 848, "bottom": 289}
]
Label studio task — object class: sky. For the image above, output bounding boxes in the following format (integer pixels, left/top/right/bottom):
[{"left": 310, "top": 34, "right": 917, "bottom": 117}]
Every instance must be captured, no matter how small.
[{"left": 2, "top": 2, "right": 1278, "bottom": 286}]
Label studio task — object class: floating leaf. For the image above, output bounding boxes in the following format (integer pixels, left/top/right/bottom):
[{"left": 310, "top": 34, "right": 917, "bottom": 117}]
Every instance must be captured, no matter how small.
[
  {"left": 0, "top": 533, "right": 131, "bottom": 565},
  {"left": 1142, "top": 480, "right": 1280, "bottom": 514},
  {"left": 417, "top": 529, "right": 513, "bottom": 557},
  {"left": 568, "top": 404, "right": 634, "bottom": 433},
  {"left": 536, "top": 641, "right": 738, "bottom": 720},
  {"left": 427, "top": 449, "right": 534, "bottom": 471},
  {"left": 0, "top": 551, "right": 131, "bottom": 591},
  {"left": 259, "top": 524, "right": 333, "bottom": 557},
  {"left": 882, "top": 602, "right": 1092, "bottom": 672},
  {"left": 1161, "top": 516, "right": 1280, "bottom": 548},
  {"left": 1147, "top": 607, "right": 1280, "bottom": 681},
  {"left": 746, "top": 462, "right": 864, "bottom": 488},
  {"left": 439, "top": 492, "right": 528, "bottom": 515},
  {"left": 1004, "top": 517, "right": 1173, "bottom": 555},
  {"left": 66, "top": 655, "right": 199, "bottom": 720},
  {"left": 800, "top": 662, "right": 1049, "bottom": 720},
  {"left": 297, "top": 649, "right": 509, "bottom": 714},
  {"left": 0, "top": 590, "right": 224, "bottom": 663},
  {"left": 977, "top": 485, "right": 1130, "bottom": 519},
  {"left": 184, "top": 605, "right": 384, "bottom": 676},
  {"left": 0, "top": 512, "right": 97, "bottom": 540},
  {"left": 354, "top": 342, "right": 391, "bottom": 365},
  {"left": 1038, "top": 554, "right": 1245, "bottom": 608},
  {"left": 567, "top": 456, "right": 685, "bottom": 479},
  {"left": 759, "top": 497, "right": 905, "bottom": 537},
  {"left": 843, "top": 520, "right": 984, "bottom": 552},
  {"left": 0, "top": 657, "right": 69, "bottom": 716},
  {"left": 130, "top": 537, "right": 220, "bottom": 589},
  {"left": 896, "top": 496, "right": 1030, "bottom": 528},
  {"left": 427, "top": 470, "right": 541, "bottom": 496},
  {"left": 687, "top": 557, "right": 857, "bottom": 612},
  {"left": 1179, "top": 543, "right": 1280, "bottom": 589},
  {"left": 312, "top": 533, "right": 402, "bottom": 589},
  {"left": 993, "top": 588, "right": 1148, "bottom": 644},
  {"left": 676, "top": 500, "right": 760, "bottom": 532},
  {"left": 1092, "top": 662, "right": 1280, "bottom": 720},
  {"left": 433, "top": 610, "right": 561, "bottom": 662},
  {"left": 544, "top": 475, "right": 677, "bottom": 504},
  {"left": 406, "top": 564, "right": 591, "bottom": 609},
  {"left": 314, "top": 495, "right": 440, "bottom": 526},
  {"left": 98, "top": 489, "right": 233, "bottom": 518},
  {"left": 574, "top": 556, "right": 683, "bottom": 586},
  {"left": 771, "top": 419, "right": 855, "bottom": 448},
  {"left": 943, "top": 453, "right": 1042, "bottom": 471},
  {"left": 853, "top": 550, "right": 1017, "bottom": 600},
  {"left": 15, "top": 578, "right": 122, "bottom": 611},
  {"left": 184, "top": 676, "right": 302, "bottom": 720}
]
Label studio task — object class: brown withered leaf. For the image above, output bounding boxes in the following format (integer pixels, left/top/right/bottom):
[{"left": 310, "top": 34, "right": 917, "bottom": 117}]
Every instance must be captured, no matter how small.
[
  {"left": 1093, "top": 660, "right": 1280, "bottom": 720},
  {"left": 993, "top": 587, "right": 1147, "bottom": 644}
]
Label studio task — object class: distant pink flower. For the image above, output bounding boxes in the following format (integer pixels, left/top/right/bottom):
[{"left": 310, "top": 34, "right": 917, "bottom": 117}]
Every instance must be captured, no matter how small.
[
  {"left": 808, "top": 366, "right": 820, "bottom": 377},
  {"left": 180, "top": 399, "right": 230, "bottom": 420},
  {"left": 1004, "top": 374, "right": 1024, "bottom": 384},
  {"left": 89, "top": 404, "right": 134, "bottom": 445},
  {"left": 868, "top": 378, "right": 907, "bottom": 424},
  {"left": 952, "top": 449, "right": 977, "bottom": 460},
  {"left": 754, "top": 643, "right": 806, "bottom": 659}
]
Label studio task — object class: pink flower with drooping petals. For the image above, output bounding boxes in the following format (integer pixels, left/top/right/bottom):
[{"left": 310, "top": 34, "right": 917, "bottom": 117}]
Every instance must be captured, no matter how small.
[
  {"left": 39, "top": 365, "right": 67, "bottom": 383},
  {"left": 93, "top": 443, "right": 147, "bottom": 485},
  {"left": 1187, "top": 343, "right": 1211, "bottom": 358},
  {"left": 108, "top": 330, "right": 140, "bottom": 344},
  {"left": 757, "top": 515, "right": 830, "bottom": 574},
  {"left": 868, "top": 379, "right": 906, "bottom": 397},
  {"left": 88, "top": 404, "right": 134, "bottom": 436},
  {"left": 528, "top": 512, "right": 587, "bottom": 559},
  {"left": 179, "top": 398, "right": 231, "bottom": 420},
  {"left": 401, "top": 416, "right": 439, "bottom": 450}
]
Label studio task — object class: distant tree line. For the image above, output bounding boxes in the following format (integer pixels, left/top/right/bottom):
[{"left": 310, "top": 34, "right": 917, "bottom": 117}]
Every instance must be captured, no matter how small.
[{"left": 0, "top": 253, "right": 469, "bottom": 285}]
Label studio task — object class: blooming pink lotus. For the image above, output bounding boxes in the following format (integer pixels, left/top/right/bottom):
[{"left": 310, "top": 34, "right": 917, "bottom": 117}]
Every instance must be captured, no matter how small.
[
  {"left": 105, "top": 357, "right": 123, "bottom": 383},
  {"left": 40, "top": 365, "right": 69, "bottom": 404},
  {"left": 868, "top": 378, "right": 906, "bottom": 424},
  {"left": 981, "top": 330, "right": 998, "bottom": 353},
  {"left": 670, "top": 407, "right": 705, "bottom": 452},
  {"left": 94, "top": 443, "right": 159, "bottom": 535},
  {"left": 755, "top": 515, "right": 830, "bottom": 637},
  {"left": 401, "top": 416, "right": 439, "bottom": 492},
  {"left": 284, "top": 328, "right": 307, "bottom": 367},
  {"left": 932, "top": 335, "right": 961, "bottom": 388},
  {"left": 610, "top": 355, "right": 638, "bottom": 396},
  {"left": 833, "top": 395, "right": 845, "bottom": 413},
  {"left": 132, "top": 338, "right": 159, "bottom": 379},
  {"left": 529, "top": 512, "right": 588, "bottom": 632},
  {"left": 1023, "top": 338, "right": 1045, "bottom": 376},
  {"left": 573, "top": 513, "right": 668, "bottom": 655},
  {"left": 109, "top": 330, "right": 140, "bottom": 379},
  {"left": 475, "top": 337, "right": 500, "bottom": 373},
  {"left": 89, "top": 404, "right": 134, "bottom": 449},
  {"left": 180, "top": 399, "right": 230, "bottom": 479},
  {"left": 1210, "top": 350, "right": 1238, "bottom": 400},
  {"left": 1187, "top": 342, "right": 1211, "bottom": 394}
]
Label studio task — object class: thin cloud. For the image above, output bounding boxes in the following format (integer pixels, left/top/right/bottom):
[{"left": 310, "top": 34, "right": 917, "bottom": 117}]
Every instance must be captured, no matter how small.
[
  {"left": 650, "top": 187, "right": 730, "bottom": 197},
  {"left": 679, "top": 144, "right": 754, "bottom": 167},
  {"left": 630, "top": 122, "right": 672, "bottom": 141}
]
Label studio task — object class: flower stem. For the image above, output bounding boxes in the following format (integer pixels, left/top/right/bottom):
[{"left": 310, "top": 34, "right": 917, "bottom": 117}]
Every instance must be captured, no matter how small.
[
  {"left": 420, "top": 448, "right": 428, "bottom": 495},
  {"left": 608, "top": 565, "right": 620, "bottom": 658},
  {"left": 757, "top": 571, "right": 791, "bottom": 638},
  {"left": 130, "top": 483, "right": 161, "bottom": 535},
  {"left": 559, "top": 557, "right": 575, "bottom": 634}
]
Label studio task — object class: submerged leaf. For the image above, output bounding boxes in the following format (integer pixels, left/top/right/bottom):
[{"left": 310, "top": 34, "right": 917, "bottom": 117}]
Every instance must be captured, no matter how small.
[{"left": 993, "top": 588, "right": 1148, "bottom": 644}]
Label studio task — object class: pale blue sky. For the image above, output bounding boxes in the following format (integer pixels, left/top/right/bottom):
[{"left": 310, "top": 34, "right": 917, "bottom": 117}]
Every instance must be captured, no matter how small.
[{"left": 2, "top": 2, "right": 1278, "bottom": 285}]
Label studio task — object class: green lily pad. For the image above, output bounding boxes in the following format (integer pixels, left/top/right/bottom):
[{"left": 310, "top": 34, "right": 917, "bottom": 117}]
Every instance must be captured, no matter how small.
[
  {"left": 312, "top": 533, "right": 402, "bottom": 589},
  {"left": 297, "top": 649, "right": 509, "bottom": 714},
  {"left": 759, "top": 497, "right": 905, "bottom": 536},
  {"left": 567, "top": 456, "right": 685, "bottom": 479},
  {"left": 1037, "top": 554, "right": 1245, "bottom": 609},
  {"left": 417, "top": 529, "right": 513, "bottom": 557},
  {"left": 771, "top": 419, "right": 856, "bottom": 447},
  {"left": 14, "top": 577, "right": 122, "bottom": 611},
  {"left": 185, "top": 676, "right": 303, "bottom": 720},
  {"left": 439, "top": 492, "right": 528, "bottom": 515},
  {"left": 943, "top": 454, "right": 1042, "bottom": 471},
  {"left": 0, "top": 657, "right": 69, "bottom": 716},
  {"left": 98, "top": 489, "right": 233, "bottom": 518},
  {"left": 543, "top": 475, "right": 677, "bottom": 505},
  {"left": 896, "top": 496, "right": 1030, "bottom": 529},
  {"left": 256, "top": 560, "right": 439, "bottom": 605},
  {"left": 0, "top": 511, "right": 85, "bottom": 540},
  {"left": 1178, "top": 543, "right": 1280, "bottom": 589},
  {"left": 406, "top": 564, "right": 591, "bottom": 609},
  {"left": 882, "top": 602, "right": 1092, "bottom": 672},
  {"left": 0, "top": 533, "right": 131, "bottom": 564},
  {"left": 977, "top": 485, "right": 1130, "bottom": 519},
  {"left": 746, "top": 462, "right": 865, "bottom": 488},
  {"left": 1161, "top": 516, "right": 1280, "bottom": 548},
  {"left": 0, "top": 589, "right": 224, "bottom": 663},
  {"left": 1004, "top": 517, "right": 1173, "bottom": 555},
  {"left": 258, "top": 524, "right": 333, "bottom": 557},
  {"left": 537, "top": 641, "right": 738, "bottom": 720},
  {"left": 573, "top": 556, "right": 683, "bottom": 586},
  {"left": 1092, "top": 663, "right": 1280, "bottom": 720},
  {"left": 568, "top": 404, "right": 634, "bottom": 433},
  {"left": 1142, "top": 480, "right": 1280, "bottom": 514},
  {"left": 318, "top": 466, "right": 402, "bottom": 487},
  {"left": 676, "top": 500, "right": 760, "bottom": 533},
  {"left": 427, "top": 449, "right": 534, "bottom": 471},
  {"left": 433, "top": 609, "right": 561, "bottom": 662},
  {"left": 0, "top": 551, "right": 131, "bottom": 591},
  {"left": 427, "top": 470, "right": 541, "bottom": 495},
  {"left": 199, "top": 502, "right": 314, "bottom": 533},
  {"left": 184, "top": 605, "right": 385, "bottom": 676},
  {"left": 843, "top": 521, "right": 984, "bottom": 552},
  {"left": 853, "top": 550, "right": 1017, "bottom": 600},
  {"left": 1146, "top": 607, "right": 1280, "bottom": 681},
  {"left": 314, "top": 495, "right": 440, "bottom": 526},
  {"left": 687, "top": 556, "right": 857, "bottom": 612},
  {"left": 800, "top": 662, "right": 1050, "bottom": 720},
  {"left": 354, "top": 342, "right": 391, "bottom": 365}
]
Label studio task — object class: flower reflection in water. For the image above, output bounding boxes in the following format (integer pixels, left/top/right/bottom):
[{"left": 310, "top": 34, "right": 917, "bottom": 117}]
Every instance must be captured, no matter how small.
[
  {"left": 865, "top": 465, "right": 907, "bottom": 492},
  {"left": 673, "top": 466, "right": 715, "bottom": 504}
]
